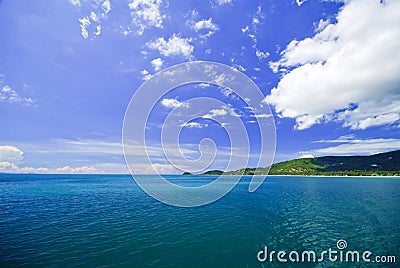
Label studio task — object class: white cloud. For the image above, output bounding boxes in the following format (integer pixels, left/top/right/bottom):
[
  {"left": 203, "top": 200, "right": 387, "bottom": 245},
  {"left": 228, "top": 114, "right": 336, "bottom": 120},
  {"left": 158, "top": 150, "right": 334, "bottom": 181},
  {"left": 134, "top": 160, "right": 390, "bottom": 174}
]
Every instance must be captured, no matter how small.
[
  {"left": 233, "top": 64, "right": 246, "bottom": 72},
  {"left": 181, "top": 122, "right": 209, "bottom": 128},
  {"left": 255, "top": 49, "right": 270, "bottom": 60},
  {"left": 252, "top": 5, "right": 264, "bottom": 29},
  {"left": 90, "top": 11, "right": 99, "bottom": 22},
  {"left": 101, "top": 0, "right": 111, "bottom": 15},
  {"left": 78, "top": 16, "right": 90, "bottom": 39},
  {"left": 140, "top": 69, "right": 152, "bottom": 81},
  {"left": 0, "top": 162, "right": 19, "bottom": 173},
  {"left": 193, "top": 18, "right": 218, "bottom": 31},
  {"left": 69, "top": 0, "right": 81, "bottom": 8},
  {"left": 215, "top": 0, "right": 233, "bottom": 6},
  {"left": 75, "top": 1, "right": 111, "bottom": 39},
  {"left": 202, "top": 108, "right": 228, "bottom": 119},
  {"left": 146, "top": 34, "right": 194, "bottom": 58},
  {"left": 0, "top": 145, "right": 102, "bottom": 174},
  {"left": 55, "top": 165, "right": 99, "bottom": 174},
  {"left": 150, "top": 58, "right": 163, "bottom": 71},
  {"left": 0, "top": 163, "right": 101, "bottom": 174},
  {"left": 130, "top": 163, "right": 179, "bottom": 174},
  {"left": 309, "top": 137, "right": 400, "bottom": 156},
  {"left": 265, "top": 0, "right": 400, "bottom": 130},
  {"left": 253, "top": 113, "right": 272, "bottom": 119},
  {"left": 0, "top": 85, "right": 35, "bottom": 105},
  {"left": 128, "top": 0, "right": 165, "bottom": 35},
  {"left": 314, "top": 18, "right": 330, "bottom": 32},
  {"left": 95, "top": 25, "right": 101, "bottom": 36},
  {"left": 191, "top": 18, "right": 219, "bottom": 38},
  {"left": 0, "top": 146, "right": 23, "bottom": 163},
  {"left": 0, "top": 141, "right": 127, "bottom": 174},
  {"left": 197, "top": 83, "right": 211, "bottom": 88},
  {"left": 300, "top": 154, "right": 314, "bottom": 159},
  {"left": 296, "top": 0, "right": 308, "bottom": 7},
  {"left": 161, "top": 98, "right": 189, "bottom": 109}
]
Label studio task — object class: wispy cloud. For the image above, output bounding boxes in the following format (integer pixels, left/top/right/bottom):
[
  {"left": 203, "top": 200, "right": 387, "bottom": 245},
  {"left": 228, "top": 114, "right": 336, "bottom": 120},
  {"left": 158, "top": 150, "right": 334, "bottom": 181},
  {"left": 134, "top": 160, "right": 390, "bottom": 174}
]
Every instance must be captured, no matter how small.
[
  {"left": 307, "top": 137, "right": 400, "bottom": 156},
  {"left": 181, "top": 122, "right": 209, "bottom": 128},
  {"left": 0, "top": 85, "right": 35, "bottom": 105}
]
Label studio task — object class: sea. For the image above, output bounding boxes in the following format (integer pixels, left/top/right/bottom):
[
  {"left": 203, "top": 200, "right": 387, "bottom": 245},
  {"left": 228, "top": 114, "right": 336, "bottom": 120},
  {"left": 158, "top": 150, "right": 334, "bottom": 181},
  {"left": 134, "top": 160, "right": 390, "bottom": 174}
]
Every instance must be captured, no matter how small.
[{"left": 0, "top": 174, "right": 399, "bottom": 267}]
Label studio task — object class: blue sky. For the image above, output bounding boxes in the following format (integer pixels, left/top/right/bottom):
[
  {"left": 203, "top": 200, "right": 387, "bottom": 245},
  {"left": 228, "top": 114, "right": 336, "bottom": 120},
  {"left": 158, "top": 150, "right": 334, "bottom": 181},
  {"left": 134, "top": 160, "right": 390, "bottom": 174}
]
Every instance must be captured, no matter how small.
[{"left": 0, "top": 0, "right": 399, "bottom": 174}]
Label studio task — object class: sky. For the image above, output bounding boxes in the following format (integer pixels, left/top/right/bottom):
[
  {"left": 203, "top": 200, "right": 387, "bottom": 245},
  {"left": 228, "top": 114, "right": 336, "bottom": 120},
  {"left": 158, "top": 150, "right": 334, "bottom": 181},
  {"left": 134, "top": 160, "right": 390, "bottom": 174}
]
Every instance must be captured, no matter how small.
[{"left": 0, "top": 0, "right": 399, "bottom": 174}]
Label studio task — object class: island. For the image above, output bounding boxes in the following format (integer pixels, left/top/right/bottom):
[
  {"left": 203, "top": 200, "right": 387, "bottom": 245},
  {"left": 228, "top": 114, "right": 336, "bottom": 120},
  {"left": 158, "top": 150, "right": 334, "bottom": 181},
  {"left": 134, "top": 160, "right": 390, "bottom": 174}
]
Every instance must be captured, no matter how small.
[{"left": 183, "top": 150, "right": 400, "bottom": 176}]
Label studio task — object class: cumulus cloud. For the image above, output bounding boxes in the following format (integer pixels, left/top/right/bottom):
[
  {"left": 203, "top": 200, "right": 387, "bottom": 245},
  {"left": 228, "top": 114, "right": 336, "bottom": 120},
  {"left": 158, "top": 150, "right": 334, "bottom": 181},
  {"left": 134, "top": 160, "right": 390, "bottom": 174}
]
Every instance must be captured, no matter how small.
[
  {"left": 128, "top": 0, "right": 165, "bottom": 35},
  {"left": 0, "top": 163, "right": 100, "bottom": 174},
  {"left": 150, "top": 58, "right": 163, "bottom": 71},
  {"left": 193, "top": 18, "right": 218, "bottom": 32},
  {"left": 0, "top": 146, "right": 24, "bottom": 163},
  {"left": 314, "top": 18, "right": 331, "bottom": 33},
  {"left": 0, "top": 144, "right": 110, "bottom": 174},
  {"left": 265, "top": 0, "right": 400, "bottom": 130},
  {"left": 0, "top": 162, "right": 19, "bottom": 173},
  {"left": 140, "top": 69, "right": 152, "bottom": 81},
  {"left": 0, "top": 85, "right": 35, "bottom": 105},
  {"left": 161, "top": 98, "right": 189, "bottom": 109},
  {"left": 146, "top": 34, "right": 194, "bottom": 58},
  {"left": 191, "top": 18, "right": 219, "bottom": 38}
]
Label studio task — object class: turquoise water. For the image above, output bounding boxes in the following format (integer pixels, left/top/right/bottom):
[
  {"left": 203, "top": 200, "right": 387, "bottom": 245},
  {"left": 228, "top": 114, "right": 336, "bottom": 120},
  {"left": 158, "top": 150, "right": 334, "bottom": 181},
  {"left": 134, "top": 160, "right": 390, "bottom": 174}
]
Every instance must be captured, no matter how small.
[{"left": 0, "top": 174, "right": 399, "bottom": 267}]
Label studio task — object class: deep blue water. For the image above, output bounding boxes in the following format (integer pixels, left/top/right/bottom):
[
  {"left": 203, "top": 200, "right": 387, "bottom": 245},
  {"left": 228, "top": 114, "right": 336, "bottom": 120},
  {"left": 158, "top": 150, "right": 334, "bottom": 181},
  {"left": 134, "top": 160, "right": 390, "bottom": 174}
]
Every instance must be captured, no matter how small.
[{"left": 0, "top": 174, "right": 399, "bottom": 267}]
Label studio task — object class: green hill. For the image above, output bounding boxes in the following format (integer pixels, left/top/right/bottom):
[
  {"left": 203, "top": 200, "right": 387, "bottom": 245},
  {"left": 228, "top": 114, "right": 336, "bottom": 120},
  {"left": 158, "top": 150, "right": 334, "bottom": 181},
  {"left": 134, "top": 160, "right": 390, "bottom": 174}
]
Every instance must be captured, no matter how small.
[{"left": 200, "top": 150, "right": 400, "bottom": 176}]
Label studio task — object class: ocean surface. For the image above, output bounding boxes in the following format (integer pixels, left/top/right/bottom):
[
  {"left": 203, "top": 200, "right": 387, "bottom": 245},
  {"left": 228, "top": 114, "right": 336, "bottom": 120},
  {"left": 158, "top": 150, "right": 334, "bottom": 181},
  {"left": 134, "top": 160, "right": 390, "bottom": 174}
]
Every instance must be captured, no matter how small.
[{"left": 0, "top": 174, "right": 399, "bottom": 267}]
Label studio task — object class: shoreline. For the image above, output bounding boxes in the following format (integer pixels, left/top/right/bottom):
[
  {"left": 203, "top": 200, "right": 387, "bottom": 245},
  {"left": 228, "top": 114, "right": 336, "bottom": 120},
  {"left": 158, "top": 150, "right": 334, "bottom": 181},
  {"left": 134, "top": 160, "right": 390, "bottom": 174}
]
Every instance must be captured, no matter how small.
[{"left": 1, "top": 173, "right": 399, "bottom": 178}]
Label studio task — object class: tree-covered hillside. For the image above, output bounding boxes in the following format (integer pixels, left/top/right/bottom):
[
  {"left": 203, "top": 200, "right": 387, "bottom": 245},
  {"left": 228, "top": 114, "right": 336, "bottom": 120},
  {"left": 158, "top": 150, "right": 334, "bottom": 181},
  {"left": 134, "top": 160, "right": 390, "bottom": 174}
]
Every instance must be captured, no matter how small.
[{"left": 195, "top": 150, "right": 400, "bottom": 176}]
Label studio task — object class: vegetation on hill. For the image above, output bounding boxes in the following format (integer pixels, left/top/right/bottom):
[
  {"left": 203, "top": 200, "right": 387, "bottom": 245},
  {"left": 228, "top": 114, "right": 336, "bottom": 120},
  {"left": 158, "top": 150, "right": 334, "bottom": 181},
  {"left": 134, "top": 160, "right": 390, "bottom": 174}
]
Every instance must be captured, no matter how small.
[
  {"left": 193, "top": 150, "right": 400, "bottom": 176},
  {"left": 202, "top": 170, "right": 224, "bottom": 175}
]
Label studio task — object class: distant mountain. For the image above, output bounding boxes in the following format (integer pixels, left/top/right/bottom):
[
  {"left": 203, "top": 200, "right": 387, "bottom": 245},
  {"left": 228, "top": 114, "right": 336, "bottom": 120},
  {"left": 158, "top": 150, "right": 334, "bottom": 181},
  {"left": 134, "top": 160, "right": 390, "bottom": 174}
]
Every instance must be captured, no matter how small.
[{"left": 197, "top": 150, "right": 400, "bottom": 176}]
